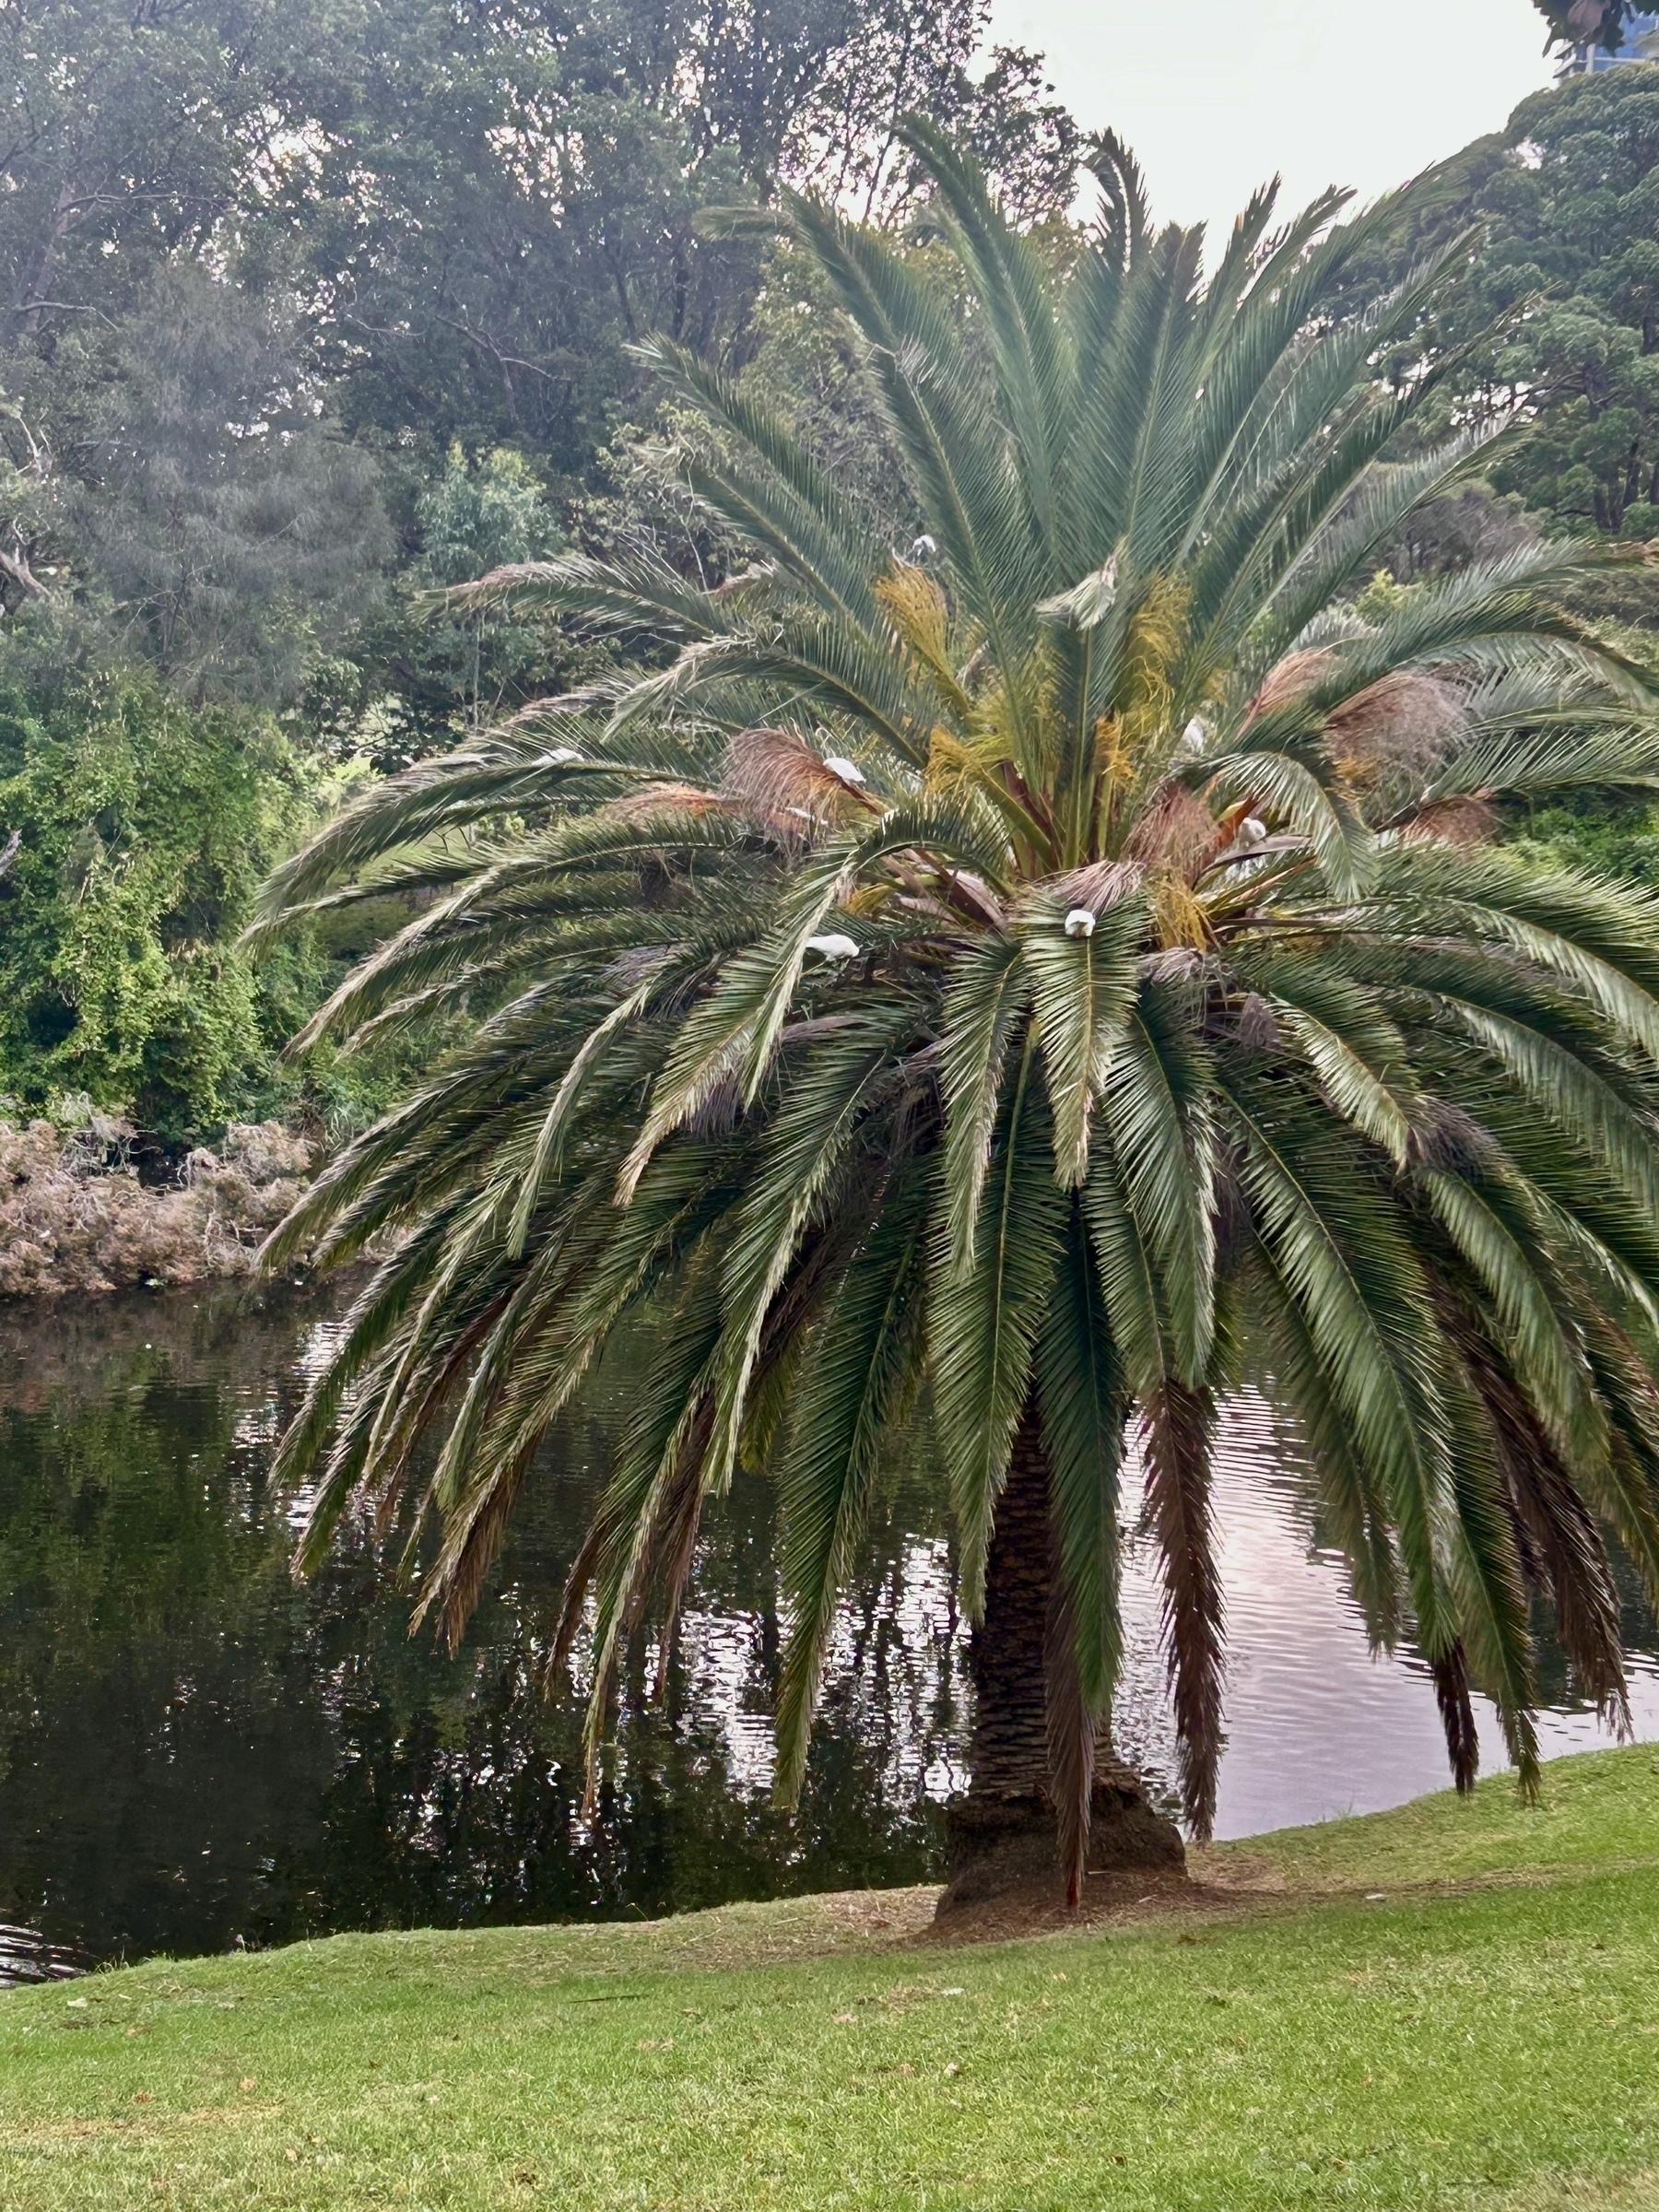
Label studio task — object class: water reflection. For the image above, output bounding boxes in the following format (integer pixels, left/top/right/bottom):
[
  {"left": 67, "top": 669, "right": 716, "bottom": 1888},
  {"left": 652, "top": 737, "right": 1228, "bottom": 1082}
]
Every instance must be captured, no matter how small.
[
  {"left": 0, "top": 1285, "right": 956, "bottom": 1971},
  {"left": 0, "top": 1924, "right": 83, "bottom": 1983},
  {"left": 1119, "top": 1394, "right": 1659, "bottom": 1838},
  {"left": 1, "top": 1284, "right": 1655, "bottom": 1972}
]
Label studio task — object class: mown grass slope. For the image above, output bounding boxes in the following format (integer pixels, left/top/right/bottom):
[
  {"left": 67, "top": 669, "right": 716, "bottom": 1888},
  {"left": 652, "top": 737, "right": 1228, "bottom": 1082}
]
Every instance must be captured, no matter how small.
[{"left": 4, "top": 1747, "right": 1658, "bottom": 2211}]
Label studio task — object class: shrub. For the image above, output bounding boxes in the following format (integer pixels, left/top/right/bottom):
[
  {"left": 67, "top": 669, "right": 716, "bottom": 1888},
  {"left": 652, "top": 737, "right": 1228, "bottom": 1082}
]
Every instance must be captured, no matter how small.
[{"left": 0, "top": 669, "right": 313, "bottom": 1143}]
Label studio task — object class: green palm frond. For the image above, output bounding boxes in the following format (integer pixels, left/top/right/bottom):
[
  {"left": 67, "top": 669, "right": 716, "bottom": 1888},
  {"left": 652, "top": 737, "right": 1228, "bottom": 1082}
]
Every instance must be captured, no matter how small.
[
  {"left": 929, "top": 1038, "right": 1067, "bottom": 1617},
  {"left": 773, "top": 1168, "right": 930, "bottom": 1804}
]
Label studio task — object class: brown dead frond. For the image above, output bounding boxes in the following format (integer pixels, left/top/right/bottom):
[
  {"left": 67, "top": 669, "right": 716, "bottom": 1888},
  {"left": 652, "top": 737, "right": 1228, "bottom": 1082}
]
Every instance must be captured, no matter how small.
[
  {"left": 1245, "top": 646, "right": 1335, "bottom": 721},
  {"left": 601, "top": 781, "right": 732, "bottom": 824},
  {"left": 1125, "top": 786, "right": 1222, "bottom": 879},
  {"left": 1329, "top": 670, "right": 1465, "bottom": 788},
  {"left": 1399, "top": 794, "right": 1497, "bottom": 846},
  {"left": 940, "top": 870, "right": 1008, "bottom": 929},
  {"left": 723, "top": 725, "right": 868, "bottom": 830},
  {"left": 1049, "top": 858, "right": 1145, "bottom": 915},
  {"left": 1236, "top": 994, "right": 1283, "bottom": 1053},
  {"left": 1140, "top": 1380, "right": 1224, "bottom": 1841},
  {"left": 684, "top": 1071, "right": 743, "bottom": 1135}
]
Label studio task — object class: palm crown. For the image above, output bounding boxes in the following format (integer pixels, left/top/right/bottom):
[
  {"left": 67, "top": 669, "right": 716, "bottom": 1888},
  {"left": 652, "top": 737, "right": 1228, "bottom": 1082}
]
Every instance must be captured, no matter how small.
[{"left": 255, "top": 124, "right": 1659, "bottom": 1900}]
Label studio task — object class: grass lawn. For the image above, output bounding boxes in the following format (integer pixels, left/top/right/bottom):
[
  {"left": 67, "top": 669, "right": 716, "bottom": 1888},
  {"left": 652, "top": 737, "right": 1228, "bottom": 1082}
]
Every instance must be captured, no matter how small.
[{"left": 4, "top": 1748, "right": 1659, "bottom": 2210}]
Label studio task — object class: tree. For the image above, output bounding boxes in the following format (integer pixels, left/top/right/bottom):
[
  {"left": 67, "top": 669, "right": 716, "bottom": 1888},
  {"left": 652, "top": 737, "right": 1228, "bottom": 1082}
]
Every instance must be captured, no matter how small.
[
  {"left": 1375, "top": 65, "right": 1659, "bottom": 546},
  {"left": 0, "top": 670, "right": 307, "bottom": 1136},
  {"left": 0, "top": 0, "right": 382, "bottom": 697},
  {"left": 0, "top": 0, "right": 353, "bottom": 339},
  {"left": 0, "top": 0, "right": 1085, "bottom": 1158},
  {"left": 251, "top": 127, "right": 1659, "bottom": 1907},
  {"left": 795, "top": 0, "right": 1077, "bottom": 227},
  {"left": 266, "top": 0, "right": 1080, "bottom": 465},
  {"left": 0, "top": 0, "right": 1083, "bottom": 676},
  {"left": 302, "top": 442, "right": 570, "bottom": 771},
  {"left": 263, "top": 0, "right": 763, "bottom": 468},
  {"left": 53, "top": 268, "right": 390, "bottom": 703},
  {"left": 1534, "top": 3, "right": 1647, "bottom": 56}
]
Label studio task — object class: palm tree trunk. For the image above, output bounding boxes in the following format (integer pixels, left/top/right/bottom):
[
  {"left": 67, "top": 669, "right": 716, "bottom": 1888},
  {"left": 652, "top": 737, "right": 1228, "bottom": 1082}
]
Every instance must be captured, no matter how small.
[
  {"left": 939, "top": 1398, "right": 1184, "bottom": 1913},
  {"left": 968, "top": 1403, "right": 1053, "bottom": 1800}
]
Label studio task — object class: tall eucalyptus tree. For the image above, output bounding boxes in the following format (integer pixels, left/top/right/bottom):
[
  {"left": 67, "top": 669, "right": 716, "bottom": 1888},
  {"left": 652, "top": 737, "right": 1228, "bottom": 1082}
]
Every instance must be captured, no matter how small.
[{"left": 253, "top": 125, "right": 1659, "bottom": 1904}]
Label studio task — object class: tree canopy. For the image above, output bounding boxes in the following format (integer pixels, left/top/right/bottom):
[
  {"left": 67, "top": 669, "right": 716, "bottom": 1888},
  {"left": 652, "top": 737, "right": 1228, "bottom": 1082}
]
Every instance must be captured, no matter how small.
[
  {"left": 255, "top": 125, "right": 1659, "bottom": 1896},
  {"left": 1535, "top": 2, "right": 1648, "bottom": 56},
  {"left": 1382, "top": 64, "right": 1659, "bottom": 543},
  {"left": 0, "top": 0, "right": 1079, "bottom": 1139}
]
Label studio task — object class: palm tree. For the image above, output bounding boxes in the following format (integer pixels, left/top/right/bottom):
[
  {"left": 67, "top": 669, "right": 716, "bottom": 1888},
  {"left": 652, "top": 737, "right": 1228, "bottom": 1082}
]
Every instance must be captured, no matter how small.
[{"left": 253, "top": 124, "right": 1659, "bottom": 1909}]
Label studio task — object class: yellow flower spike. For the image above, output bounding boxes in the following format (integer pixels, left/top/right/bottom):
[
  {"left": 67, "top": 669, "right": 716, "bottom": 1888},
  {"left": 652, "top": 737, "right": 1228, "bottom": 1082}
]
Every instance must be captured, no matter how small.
[
  {"left": 1121, "top": 573, "right": 1192, "bottom": 724},
  {"left": 874, "top": 562, "right": 951, "bottom": 670},
  {"left": 1094, "top": 713, "right": 1134, "bottom": 791},
  {"left": 842, "top": 882, "right": 893, "bottom": 916},
  {"left": 1150, "top": 871, "right": 1213, "bottom": 951},
  {"left": 876, "top": 563, "right": 975, "bottom": 722}
]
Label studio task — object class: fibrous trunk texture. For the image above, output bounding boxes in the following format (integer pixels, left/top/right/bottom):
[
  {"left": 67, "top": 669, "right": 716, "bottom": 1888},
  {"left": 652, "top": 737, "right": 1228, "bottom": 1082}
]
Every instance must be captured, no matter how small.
[{"left": 939, "top": 1404, "right": 1184, "bottom": 1913}]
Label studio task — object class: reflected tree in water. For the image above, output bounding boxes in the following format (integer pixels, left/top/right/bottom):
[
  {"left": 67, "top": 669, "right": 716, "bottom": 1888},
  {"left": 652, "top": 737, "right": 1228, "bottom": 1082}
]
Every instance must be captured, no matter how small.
[{"left": 0, "top": 1290, "right": 957, "bottom": 1962}]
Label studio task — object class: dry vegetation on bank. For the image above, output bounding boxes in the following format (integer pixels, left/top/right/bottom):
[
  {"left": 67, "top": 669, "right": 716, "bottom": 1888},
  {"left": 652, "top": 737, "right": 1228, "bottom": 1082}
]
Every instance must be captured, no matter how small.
[{"left": 0, "top": 1115, "right": 312, "bottom": 1298}]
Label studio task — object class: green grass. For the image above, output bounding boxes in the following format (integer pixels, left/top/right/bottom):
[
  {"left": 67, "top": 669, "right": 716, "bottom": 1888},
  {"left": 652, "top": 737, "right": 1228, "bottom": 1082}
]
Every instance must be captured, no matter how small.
[
  {"left": 5, "top": 1749, "right": 1659, "bottom": 2211},
  {"left": 1200, "top": 1739, "right": 1659, "bottom": 1891}
]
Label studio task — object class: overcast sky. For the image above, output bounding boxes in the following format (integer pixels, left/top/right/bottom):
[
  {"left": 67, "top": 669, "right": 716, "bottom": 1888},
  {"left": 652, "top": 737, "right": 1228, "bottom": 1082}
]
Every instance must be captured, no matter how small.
[{"left": 988, "top": 0, "right": 1559, "bottom": 236}]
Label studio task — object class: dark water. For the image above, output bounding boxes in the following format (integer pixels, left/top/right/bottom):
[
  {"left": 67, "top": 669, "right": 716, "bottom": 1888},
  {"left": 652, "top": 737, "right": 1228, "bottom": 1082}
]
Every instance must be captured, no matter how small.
[
  {"left": 0, "top": 1284, "right": 960, "bottom": 1974},
  {"left": 2, "top": 1282, "right": 1656, "bottom": 1976}
]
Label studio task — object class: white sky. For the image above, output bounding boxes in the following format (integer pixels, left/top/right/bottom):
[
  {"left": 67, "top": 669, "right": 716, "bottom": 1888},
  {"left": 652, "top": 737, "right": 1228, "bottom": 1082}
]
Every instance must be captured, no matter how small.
[{"left": 988, "top": 0, "right": 1559, "bottom": 236}]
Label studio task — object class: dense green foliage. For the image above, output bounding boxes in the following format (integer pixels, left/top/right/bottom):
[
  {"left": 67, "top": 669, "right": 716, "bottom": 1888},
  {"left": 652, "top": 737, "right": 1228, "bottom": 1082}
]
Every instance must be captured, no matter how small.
[
  {"left": 7, "top": 5, "right": 1659, "bottom": 1154},
  {"left": 255, "top": 128, "right": 1659, "bottom": 1900},
  {"left": 1356, "top": 62, "right": 1659, "bottom": 894},
  {"left": 0, "top": 0, "right": 1083, "bottom": 1147},
  {"left": 0, "top": 664, "right": 456, "bottom": 1142},
  {"left": 0, "top": 673, "right": 307, "bottom": 1138},
  {"left": 0, "top": 0, "right": 1078, "bottom": 579},
  {"left": 4, "top": 1748, "right": 1659, "bottom": 2209},
  {"left": 1393, "top": 65, "right": 1659, "bottom": 543}
]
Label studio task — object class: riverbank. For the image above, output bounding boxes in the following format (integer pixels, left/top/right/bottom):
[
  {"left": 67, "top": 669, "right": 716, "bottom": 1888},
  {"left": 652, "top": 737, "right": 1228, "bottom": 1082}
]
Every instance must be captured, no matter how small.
[
  {"left": 0, "top": 1115, "right": 312, "bottom": 1298},
  {"left": 4, "top": 1747, "right": 1657, "bottom": 2210}
]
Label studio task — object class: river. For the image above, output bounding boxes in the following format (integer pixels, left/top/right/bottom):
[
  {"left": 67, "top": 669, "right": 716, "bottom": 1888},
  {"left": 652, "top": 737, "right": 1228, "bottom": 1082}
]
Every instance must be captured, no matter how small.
[{"left": 3, "top": 1277, "right": 1656, "bottom": 1975}]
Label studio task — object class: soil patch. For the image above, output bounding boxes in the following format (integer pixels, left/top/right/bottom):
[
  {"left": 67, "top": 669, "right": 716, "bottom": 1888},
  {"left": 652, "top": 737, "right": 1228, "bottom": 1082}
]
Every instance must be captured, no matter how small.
[{"left": 910, "top": 1862, "right": 1277, "bottom": 1947}]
